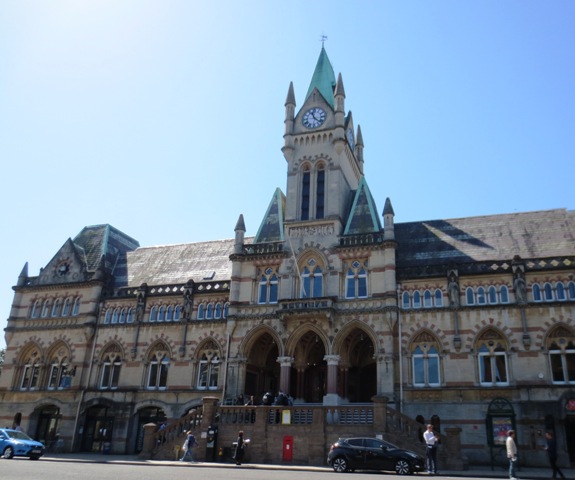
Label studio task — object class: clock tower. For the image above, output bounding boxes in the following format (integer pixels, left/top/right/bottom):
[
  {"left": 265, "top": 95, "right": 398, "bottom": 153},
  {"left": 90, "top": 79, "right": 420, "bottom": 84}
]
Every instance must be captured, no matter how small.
[{"left": 281, "top": 47, "right": 364, "bottom": 234}]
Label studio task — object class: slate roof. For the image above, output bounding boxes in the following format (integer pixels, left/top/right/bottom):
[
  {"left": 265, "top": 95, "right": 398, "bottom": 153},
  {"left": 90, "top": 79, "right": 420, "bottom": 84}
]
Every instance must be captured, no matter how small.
[
  {"left": 73, "top": 225, "right": 140, "bottom": 279},
  {"left": 395, "top": 208, "right": 575, "bottom": 269},
  {"left": 110, "top": 209, "right": 574, "bottom": 289},
  {"left": 344, "top": 177, "right": 382, "bottom": 235},
  {"left": 122, "top": 238, "right": 251, "bottom": 288},
  {"left": 255, "top": 188, "right": 285, "bottom": 243}
]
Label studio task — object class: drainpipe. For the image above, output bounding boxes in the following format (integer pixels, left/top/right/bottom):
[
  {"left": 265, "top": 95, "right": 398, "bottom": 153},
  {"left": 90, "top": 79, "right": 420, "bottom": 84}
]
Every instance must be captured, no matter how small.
[
  {"left": 71, "top": 300, "right": 101, "bottom": 450},
  {"left": 397, "top": 285, "right": 403, "bottom": 413}
]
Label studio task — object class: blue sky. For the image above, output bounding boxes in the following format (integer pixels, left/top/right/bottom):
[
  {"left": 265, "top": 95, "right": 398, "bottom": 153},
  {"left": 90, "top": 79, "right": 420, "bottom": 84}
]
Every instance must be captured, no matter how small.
[{"left": 1, "top": 1, "right": 574, "bottom": 349}]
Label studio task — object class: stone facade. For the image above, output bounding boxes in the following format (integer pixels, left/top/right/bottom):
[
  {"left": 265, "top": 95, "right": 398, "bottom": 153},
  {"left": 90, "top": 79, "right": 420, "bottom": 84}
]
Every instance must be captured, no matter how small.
[{"left": 1, "top": 48, "right": 575, "bottom": 468}]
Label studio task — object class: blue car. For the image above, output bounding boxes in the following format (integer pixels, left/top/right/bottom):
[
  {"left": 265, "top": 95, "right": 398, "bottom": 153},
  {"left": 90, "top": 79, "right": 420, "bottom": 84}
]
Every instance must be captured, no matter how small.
[{"left": 0, "top": 428, "right": 45, "bottom": 460}]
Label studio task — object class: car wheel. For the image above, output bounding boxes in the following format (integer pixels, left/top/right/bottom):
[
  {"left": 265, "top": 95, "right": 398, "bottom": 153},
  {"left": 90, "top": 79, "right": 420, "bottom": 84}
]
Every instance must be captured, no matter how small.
[
  {"left": 332, "top": 456, "right": 349, "bottom": 473},
  {"left": 3, "top": 446, "right": 15, "bottom": 459},
  {"left": 395, "top": 458, "right": 412, "bottom": 475}
]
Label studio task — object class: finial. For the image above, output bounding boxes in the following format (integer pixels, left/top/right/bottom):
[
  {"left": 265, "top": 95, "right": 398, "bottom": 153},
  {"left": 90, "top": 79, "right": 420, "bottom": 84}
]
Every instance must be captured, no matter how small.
[{"left": 320, "top": 34, "right": 328, "bottom": 48}]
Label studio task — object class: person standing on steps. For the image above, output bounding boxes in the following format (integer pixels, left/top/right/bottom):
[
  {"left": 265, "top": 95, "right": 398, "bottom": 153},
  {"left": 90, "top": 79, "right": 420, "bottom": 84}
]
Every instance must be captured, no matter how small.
[
  {"left": 506, "top": 430, "right": 519, "bottom": 480},
  {"left": 423, "top": 424, "right": 439, "bottom": 475},
  {"left": 545, "top": 431, "right": 566, "bottom": 479}
]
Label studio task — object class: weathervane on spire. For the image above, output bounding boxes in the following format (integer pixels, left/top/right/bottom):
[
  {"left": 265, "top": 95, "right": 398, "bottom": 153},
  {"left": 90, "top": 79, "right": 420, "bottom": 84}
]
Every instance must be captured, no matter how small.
[{"left": 320, "top": 34, "right": 328, "bottom": 48}]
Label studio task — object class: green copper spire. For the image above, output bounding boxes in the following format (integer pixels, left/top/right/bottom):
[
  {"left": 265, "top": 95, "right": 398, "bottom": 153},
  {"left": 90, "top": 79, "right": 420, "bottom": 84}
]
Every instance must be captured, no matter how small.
[{"left": 305, "top": 47, "right": 336, "bottom": 108}]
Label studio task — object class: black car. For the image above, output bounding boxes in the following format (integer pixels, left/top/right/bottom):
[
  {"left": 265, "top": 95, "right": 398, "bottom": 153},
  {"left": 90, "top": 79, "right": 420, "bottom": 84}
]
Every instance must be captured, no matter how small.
[{"left": 327, "top": 437, "right": 425, "bottom": 474}]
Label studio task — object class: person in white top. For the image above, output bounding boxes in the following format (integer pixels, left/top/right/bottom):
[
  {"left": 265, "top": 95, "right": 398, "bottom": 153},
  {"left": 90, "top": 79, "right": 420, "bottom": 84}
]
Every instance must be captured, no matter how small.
[
  {"left": 423, "top": 424, "right": 439, "bottom": 474},
  {"left": 506, "top": 430, "right": 518, "bottom": 480}
]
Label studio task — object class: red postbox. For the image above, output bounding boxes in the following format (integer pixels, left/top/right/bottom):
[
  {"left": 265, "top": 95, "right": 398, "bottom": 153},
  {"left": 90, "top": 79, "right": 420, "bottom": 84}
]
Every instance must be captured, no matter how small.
[{"left": 282, "top": 435, "right": 293, "bottom": 461}]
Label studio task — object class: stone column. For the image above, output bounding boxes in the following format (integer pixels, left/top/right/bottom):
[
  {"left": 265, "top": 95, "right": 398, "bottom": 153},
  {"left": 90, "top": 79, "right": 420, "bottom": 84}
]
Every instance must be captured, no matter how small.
[
  {"left": 372, "top": 396, "right": 389, "bottom": 432},
  {"left": 323, "top": 355, "right": 341, "bottom": 405},
  {"left": 277, "top": 356, "right": 293, "bottom": 394},
  {"left": 440, "top": 427, "right": 467, "bottom": 470},
  {"left": 138, "top": 423, "right": 158, "bottom": 459}
]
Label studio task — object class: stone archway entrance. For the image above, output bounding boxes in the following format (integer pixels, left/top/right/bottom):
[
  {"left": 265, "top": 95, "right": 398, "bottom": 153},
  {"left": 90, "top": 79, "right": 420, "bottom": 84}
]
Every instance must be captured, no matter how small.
[
  {"left": 339, "top": 327, "right": 376, "bottom": 402},
  {"left": 81, "top": 405, "right": 114, "bottom": 453},
  {"left": 34, "top": 405, "right": 61, "bottom": 449},
  {"left": 291, "top": 330, "right": 327, "bottom": 403},
  {"left": 244, "top": 331, "right": 280, "bottom": 402}
]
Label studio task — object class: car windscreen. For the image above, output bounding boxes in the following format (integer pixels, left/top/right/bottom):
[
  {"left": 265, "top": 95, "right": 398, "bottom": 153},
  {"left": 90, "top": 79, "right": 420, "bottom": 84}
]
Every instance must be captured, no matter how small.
[{"left": 7, "top": 431, "right": 34, "bottom": 441}]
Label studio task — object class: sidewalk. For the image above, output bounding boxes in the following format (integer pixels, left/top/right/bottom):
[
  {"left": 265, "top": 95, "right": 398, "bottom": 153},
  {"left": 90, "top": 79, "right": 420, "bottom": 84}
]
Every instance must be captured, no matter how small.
[{"left": 40, "top": 452, "right": 573, "bottom": 478}]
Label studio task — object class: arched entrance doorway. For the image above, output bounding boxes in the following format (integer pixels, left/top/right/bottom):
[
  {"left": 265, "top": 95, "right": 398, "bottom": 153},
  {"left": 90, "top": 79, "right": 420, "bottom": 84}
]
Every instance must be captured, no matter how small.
[
  {"left": 340, "top": 327, "right": 376, "bottom": 402},
  {"left": 244, "top": 331, "right": 280, "bottom": 402},
  {"left": 81, "top": 405, "right": 114, "bottom": 453},
  {"left": 292, "top": 330, "right": 327, "bottom": 403},
  {"left": 34, "top": 405, "right": 61, "bottom": 449}
]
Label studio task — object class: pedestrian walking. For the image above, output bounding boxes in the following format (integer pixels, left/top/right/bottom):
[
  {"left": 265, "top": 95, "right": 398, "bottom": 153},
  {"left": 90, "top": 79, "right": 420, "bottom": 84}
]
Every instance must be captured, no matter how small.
[
  {"left": 545, "top": 431, "right": 566, "bottom": 479},
  {"left": 180, "top": 430, "right": 197, "bottom": 462},
  {"left": 234, "top": 430, "right": 246, "bottom": 465},
  {"left": 423, "top": 424, "right": 439, "bottom": 475},
  {"left": 506, "top": 430, "right": 518, "bottom": 480}
]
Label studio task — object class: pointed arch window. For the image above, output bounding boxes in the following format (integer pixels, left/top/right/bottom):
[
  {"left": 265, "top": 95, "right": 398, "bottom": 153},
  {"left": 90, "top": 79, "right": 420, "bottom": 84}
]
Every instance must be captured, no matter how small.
[
  {"left": 316, "top": 165, "right": 325, "bottom": 219},
  {"left": 402, "top": 291, "right": 411, "bottom": 309},
  {"left": 166, "top": 306, "right": 174, "bottom": 321},
  {"left": 48, "top": 356, "right": 71, "bottom": 390},
  {"left": 301, "top": 261, "right": 323, "bottom": 298},
  {"left": 119, "top": 308, "right": 127, "bottom": 324},
  {"left": 206, "top": 303, "right": 214, "bottom": 319},
  {"left": 214, "top": 303, "right": 222, "bottom": 319},
  {"left": 301, "top": 166, "right": 310, "bottom": 221},
  {"left": 477, "top": 332, "right": 509, "bottom": 386},
  {"left": 477, "top": 287, "right": 487, "bottom": 305},
  {"left": 174, "top": 305, "right": 182, "bottom": 321},
  {"left": 197, "top": 347, "right": 220, "bottom": 390},
  {"left": 158, "top": 306, "right": 166, "bottom": 322},
  {"left": 111, "top": 308, "right": 120, "bottom": 324},
  {"left": 488, "top": 286, "right": 497, "bottom": 304},
  {"left": 147, "top": 351, "right": 169, "bottom": 390},
  {"left": 223, "top": 303, "right": 229, "bottom": 318},
  {"left": 547, "top": 327, "right": 575, "bottom": 384},
  {"left": 100, "top": 346, "right": 122, "bottom": 390},
  {"left": 423, "top": 290, "right": 432, "bottom": 308},
  {"left": 533, "top": 284, "right": 542, "bottom": 302},
  {"left": 150, "top": 306, "right": 158, "bottom": 322},
  {"left": 568, "top": 282, "right": 575, "bottom": 300},
  {"left": 104, "top": 309, "right": 113, "bottom": 324},
  {"left": 51, "top": 299, "right": 62, "bottom": 317},
  {"left": 31, "top": 300, "right": 41, "bottom": 319},
  {"left": 465, "top": 287, "right": 475, "bottom": 305},
  {"left": 345, "top": 261, "right": 368, "bottom": 299},
  {"left": 198, "top": 303, "right": 205, "bottom": 320},
  {"left": 72, "top": 297, "right": 80, "bottom": 316},
  {"left": 19, "top": 349, "right": 41, "bottom": 391},
  {"left": 500, "top": 286, "right": 509, "bottom": 304},
  {"left": 41, "top": 300, "right": 51, "bottom": 318},
  {"left": 434, "top": 289, "right": 443, "bottom": 307},
  {"left": 258, "top": 267, "right": 279, "bottom": 304},
  {"left": 412, "top": 291, "right": 421, "bottom": 309},
  {"left": 127, "top": 307, "right": 135, "bottom": 323},
  {"left": 411, "top": 333, "right": 441, "bottom": 387},
  {"left": 62, "top": 298, "right": 72, "bottom": 317}
]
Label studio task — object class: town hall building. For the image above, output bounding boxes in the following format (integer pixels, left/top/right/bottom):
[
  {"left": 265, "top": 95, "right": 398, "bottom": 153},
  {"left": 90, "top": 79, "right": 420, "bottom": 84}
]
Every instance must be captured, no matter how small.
[{"left": 1, "top": 48, "right": 574, "bottom": 467}]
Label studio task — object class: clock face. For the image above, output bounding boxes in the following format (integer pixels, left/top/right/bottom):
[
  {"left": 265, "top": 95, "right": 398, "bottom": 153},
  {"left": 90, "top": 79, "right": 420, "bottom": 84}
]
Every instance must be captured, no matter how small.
[
  {"left": 56, "top": 261, "right": 70, "bottom": 277},
  {"left": 302, "top": 107, "right": 326, "bottom": 129},
  {"left": 347, "top": 128, "right": 355, "bottom": 150}
]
